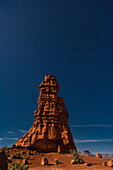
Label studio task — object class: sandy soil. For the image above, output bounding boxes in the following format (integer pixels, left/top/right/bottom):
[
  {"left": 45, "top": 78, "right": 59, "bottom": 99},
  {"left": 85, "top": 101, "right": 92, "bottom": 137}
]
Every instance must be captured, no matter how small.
[
  {"left": 7, "top": 148, "right": 113, "bottom": 170},
  {"left": 28, "top": 153, "right": 113, "bottom": 170}
]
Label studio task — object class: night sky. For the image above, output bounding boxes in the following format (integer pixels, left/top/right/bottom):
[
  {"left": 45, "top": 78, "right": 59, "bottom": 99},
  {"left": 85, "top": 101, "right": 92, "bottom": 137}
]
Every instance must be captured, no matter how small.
[{"left": 0, "top": 0, "right": 113, "bottom": 154}]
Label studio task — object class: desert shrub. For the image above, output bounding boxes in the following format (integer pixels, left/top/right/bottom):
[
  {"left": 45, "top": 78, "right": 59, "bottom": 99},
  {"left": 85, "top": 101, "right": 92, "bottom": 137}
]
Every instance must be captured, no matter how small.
[
  {"left": 77, "top": 149, "right": 82, "bottom": 155},
  {"left": 1, "top": 146, "right": 8, "bottom": 151},
  {"left": 55, "top": 159, "right": 58, "bottom": 163},
  {"left": 9, "top": 162, "right": 29, "bottom": 170},
  {"left": 69, "top": 149, "right": 77, "bottom": 155},
  {"left": 54, "top": 159, "right": 59, "bottom": 165},
  {"left": 40, "top": 153, "right": 44, "bottom": 156},
  {"left": 12, "top": 161, "right": 20, "bottom": 168},
  {"left": 20, "top": 163, "right": 29, "bottom": 170},
  {"left": 14, "top": 152, "right": 21, "bottom": 158},
  {"left": 9, "top": 167, "right": 15, "bottom": 170},
  {"left": 70, "top": 149, "right": 84, "bottom": 164},
  {"left": 5, "top": 149, "right": 9, "bottom": 156},
  {"left": 69, "top": 148, "right": 82, "bottom": 156}
]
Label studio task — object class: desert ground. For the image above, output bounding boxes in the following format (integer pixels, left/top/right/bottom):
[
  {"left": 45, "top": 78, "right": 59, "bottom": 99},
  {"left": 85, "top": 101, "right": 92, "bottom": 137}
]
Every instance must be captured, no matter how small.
[{"left": 5, "top": 147, "right": 113, "bottom": 170}]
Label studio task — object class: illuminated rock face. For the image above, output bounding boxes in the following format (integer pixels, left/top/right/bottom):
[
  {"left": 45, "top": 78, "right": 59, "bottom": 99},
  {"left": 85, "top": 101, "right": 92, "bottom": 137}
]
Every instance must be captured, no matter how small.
[{"left": 15, "top": 74, "right": 76, "bottom": 152}]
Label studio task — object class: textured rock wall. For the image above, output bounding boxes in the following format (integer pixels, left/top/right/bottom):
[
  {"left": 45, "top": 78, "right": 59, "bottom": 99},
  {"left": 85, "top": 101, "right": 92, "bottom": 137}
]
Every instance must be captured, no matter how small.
[{"left": 15, "top": 74, "right": 76, "bottom": 152}]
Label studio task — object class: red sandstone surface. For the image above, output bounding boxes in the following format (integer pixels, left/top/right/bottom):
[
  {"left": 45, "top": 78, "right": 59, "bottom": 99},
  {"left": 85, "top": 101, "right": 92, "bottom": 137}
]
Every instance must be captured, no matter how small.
[{"left": 15, "top": 74, "right": 76, "bottom": 152}]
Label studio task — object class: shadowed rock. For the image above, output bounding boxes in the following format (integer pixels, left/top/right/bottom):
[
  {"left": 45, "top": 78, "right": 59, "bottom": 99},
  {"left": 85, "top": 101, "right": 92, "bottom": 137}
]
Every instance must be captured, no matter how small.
[
  {"left": 41, "top": 157, "right": 48, "bottom": 165},
  {"left": 95, "top": 153, "right": 102, "bottom": 158},
  {"left": 0, "top": 150, "right": 8, "bottom": 170},
  {"left": 107, "top": 160, "right": 113, "bottom": 167},
  {"left": 15, "top": 74, "right": 76, "bottom": 152}
]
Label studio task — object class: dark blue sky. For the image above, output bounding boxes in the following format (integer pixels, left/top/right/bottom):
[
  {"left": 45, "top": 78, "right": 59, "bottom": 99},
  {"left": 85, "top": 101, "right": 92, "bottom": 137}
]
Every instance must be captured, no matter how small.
[{"left": 0, "top": 0, "right": 113, "bottom": 153}]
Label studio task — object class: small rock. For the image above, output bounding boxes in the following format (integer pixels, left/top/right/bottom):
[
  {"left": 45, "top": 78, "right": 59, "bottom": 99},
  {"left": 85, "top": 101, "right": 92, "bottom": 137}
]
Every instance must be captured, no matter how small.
[
  {"left": 41, "top": 157, "right": 48, "bottom": 165},
  {"left": 107, "top": 160, "right": 113, "bottom": 167},
  {"left": 23, "top": 158, "right": 28, "bottom": 165},
  {"left": 27, "top": 150, "right": 33, "bottom": 155},
  {"left": 103, "top": 162, "right": 107, "bottom": 166},
  {"left": 95, "top": 153, "right": 102, "bottom": 158},
  {"left": 84, "top": 162, "right": 91, "bottom": 166}
]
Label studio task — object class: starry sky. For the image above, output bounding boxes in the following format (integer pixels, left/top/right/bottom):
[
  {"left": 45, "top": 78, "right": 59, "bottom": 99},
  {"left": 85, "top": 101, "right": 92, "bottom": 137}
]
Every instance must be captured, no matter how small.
[{"left": 0, "top": 0, "right": 113, "bottom": 154}]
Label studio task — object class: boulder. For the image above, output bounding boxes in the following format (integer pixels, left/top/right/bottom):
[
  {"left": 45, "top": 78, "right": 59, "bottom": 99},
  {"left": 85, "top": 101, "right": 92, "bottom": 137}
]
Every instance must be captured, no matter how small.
[
  {"left": 41, "top": 157, "right": 48, "bottom": 165},
  {"left": 107, "top": 160, "right": 113, "bottom": 167},
  {"left": 15, "top": 75, "right": 76, "bottom": 153},
  {"left": 95, "top": 153, "right": 102, "bottom": 158},
  {"left": 0, "top": 150, "right": 8, "bottom": 170}
]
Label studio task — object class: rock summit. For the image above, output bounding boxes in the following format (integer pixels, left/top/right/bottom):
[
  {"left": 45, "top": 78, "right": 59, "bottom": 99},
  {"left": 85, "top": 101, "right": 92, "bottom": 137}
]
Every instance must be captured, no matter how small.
[{"left": 15, "top": 74, "right": 76, "bottom": 152}]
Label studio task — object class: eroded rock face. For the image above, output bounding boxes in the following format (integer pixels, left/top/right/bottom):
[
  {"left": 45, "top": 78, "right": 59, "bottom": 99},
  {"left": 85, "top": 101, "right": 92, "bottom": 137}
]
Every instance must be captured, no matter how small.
[{"left": 15, "top": 74, "right": 76, "bottom": 152}]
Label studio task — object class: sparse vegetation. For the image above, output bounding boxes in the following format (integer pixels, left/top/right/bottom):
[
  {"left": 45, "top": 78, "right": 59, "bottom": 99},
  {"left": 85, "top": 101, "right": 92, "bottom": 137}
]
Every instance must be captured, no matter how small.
[
  {"left": 40, "top": 153, "right": 44, "bottom": 156},
  {"left": 69, "top": 149, "right": 77, "bottom": 155},
  {"left": 20, "top": 163, "right": 29, "bottom": 170},
  {"left": 70, "top": 149, "right": 84, "bottom": 164},
  {"left": 14, "top": 152, "right": 22, "bottom": 159},
  {"left": 1, "top": 146, "right": 8, "bottom": 151},
  {"left": 5, "top": 149, "right": 9, "bottom": 156},
  {"left": 54, "top": 159, "right": 59, "bottom": 165},
  {"left": 14, "top": 149, "right": 17, "bottom": 152},
  {"left": 77, "top": 149, "right": 82, "bottom": 155},
  {"left": 8, "top": 161, "right": 29, "bottom": 170},
  {"left": 26, "top": 155, "right": 30, "bottom": 160},
  {"left": 11, "top": 161, "right": 20, "bottom": 169}
]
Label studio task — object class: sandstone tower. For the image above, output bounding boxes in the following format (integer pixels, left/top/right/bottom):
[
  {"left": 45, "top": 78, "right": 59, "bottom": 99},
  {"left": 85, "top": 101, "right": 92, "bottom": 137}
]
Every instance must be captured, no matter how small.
[{"left": 15, "top": 74, "right": 76, "bottom": 152}]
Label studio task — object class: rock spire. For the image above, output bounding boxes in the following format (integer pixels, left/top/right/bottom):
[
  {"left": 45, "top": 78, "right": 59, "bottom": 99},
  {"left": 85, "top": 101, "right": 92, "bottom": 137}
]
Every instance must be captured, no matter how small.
[{"left": 15, "top": 74, "right": 76, "bottom": 152}]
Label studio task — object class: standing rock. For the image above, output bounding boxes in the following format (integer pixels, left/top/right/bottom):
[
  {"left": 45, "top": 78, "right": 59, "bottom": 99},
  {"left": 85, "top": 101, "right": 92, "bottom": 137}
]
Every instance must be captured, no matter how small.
[
  {"left": 58, "top": 145, "right": 61, "bottom": 154},
  {"left": 41, "top": 157, "right": 48, "bottom": 165},
  {"left": 107, "top": 160, "right": 113, "bottom": 167},
  {"left": 0, "top": 150, "right": 8, "bottom": 170},
  {"left": 15, "top": 75, "right": 76, "bottom": 152},
  {"left": 95, "top": 153, "right": 102, "bottom": 158}
]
